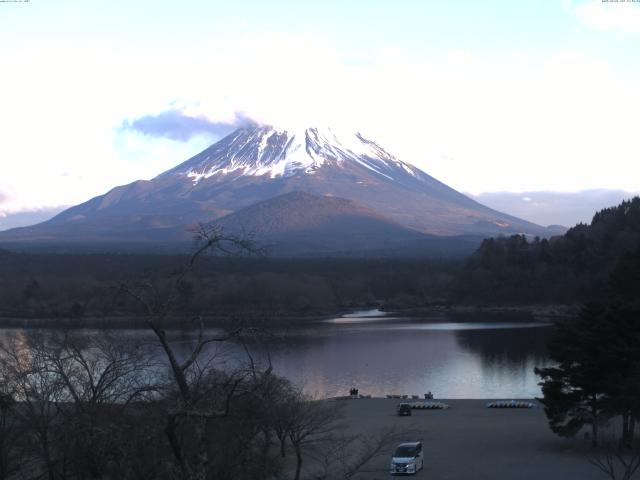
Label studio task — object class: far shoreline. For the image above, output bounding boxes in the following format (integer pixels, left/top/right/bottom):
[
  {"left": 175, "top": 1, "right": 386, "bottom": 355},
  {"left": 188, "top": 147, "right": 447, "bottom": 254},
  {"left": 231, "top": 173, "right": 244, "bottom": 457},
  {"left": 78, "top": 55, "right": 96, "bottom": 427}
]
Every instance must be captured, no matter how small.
[
  {"left": 383, "top": 303, "right": 578, "bottom": 320},
  {"left": 0, "top": 303, "right": 576, "bottom": 329}
]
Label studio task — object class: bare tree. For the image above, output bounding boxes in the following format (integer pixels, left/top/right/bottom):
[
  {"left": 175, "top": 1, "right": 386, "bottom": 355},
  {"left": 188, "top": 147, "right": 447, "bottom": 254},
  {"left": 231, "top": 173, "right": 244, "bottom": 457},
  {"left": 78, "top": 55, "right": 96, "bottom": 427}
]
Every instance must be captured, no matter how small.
[
  {"left": 0, "top": 329, "right": 161, "bottom": 480},
  {"left": 39, "top": 331, "right": 158, "bottom": 479},
  {"left": 33, "top": 331, "right": 158, "bottom": 409},
  {"left": 116, "top": 224, "right": 264, "bottom": 480},
  {"left": 0, "top": 332, "right": 67, "bottom": 480},
  {"left": 1, "top": 225, "right": 324, "bottom": 480},
  {"left": 310, "top": 426, "right": 418, "bottom": 480},
  {"left": 588, "top": 434, "right": 640, "bottom": 480},
  {"left": 286, "top": 397, "right": 344, "bottom": 480},
  {"left": 260, "top": 375, "right": 299, "bottom": 459},
  {"left": 0, "top": 389, "right": 21, "bottom": 480}
]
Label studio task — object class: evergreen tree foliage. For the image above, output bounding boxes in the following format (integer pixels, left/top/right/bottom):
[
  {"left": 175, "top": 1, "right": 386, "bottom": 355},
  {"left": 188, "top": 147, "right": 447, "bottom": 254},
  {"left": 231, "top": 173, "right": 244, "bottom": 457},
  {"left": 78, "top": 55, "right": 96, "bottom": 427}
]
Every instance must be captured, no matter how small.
[
  {"left": 462, "top": 197, "right": 640, "bottom": 303},
  {"left": 536, "top": 302, "right": 640, "bottom": 446}
]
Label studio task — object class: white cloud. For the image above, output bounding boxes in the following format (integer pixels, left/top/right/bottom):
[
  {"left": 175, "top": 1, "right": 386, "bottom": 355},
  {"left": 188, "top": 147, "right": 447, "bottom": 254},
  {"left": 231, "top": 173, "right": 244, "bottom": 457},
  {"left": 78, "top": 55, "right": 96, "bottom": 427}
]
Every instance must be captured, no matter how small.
[
  {"left": 1, "top": 29, "right": 640, "bottom": 213},
  {"left": 571, "top": 0, "right": 640, "bottom": 34}
]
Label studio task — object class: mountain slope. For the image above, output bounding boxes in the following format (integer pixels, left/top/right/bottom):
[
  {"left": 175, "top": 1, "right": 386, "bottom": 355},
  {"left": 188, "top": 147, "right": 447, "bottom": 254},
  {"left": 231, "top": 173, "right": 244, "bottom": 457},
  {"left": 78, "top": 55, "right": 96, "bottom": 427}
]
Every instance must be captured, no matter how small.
[
  {"left": 0, "top": 124, "right": 556, "bottom": 253},
  {"left": 215, "top": 191, "right": 435, "bottom": 255}
]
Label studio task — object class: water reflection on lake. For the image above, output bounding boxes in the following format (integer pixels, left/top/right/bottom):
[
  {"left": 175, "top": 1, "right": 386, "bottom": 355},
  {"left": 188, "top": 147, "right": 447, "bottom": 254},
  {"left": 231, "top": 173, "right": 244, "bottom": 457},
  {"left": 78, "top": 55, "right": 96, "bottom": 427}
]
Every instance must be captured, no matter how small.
[
  {"left": 0, "top": 309, "right": 554, "bottom": 399},
  {"left": 260, "top": 310, "right": 552, "bottom": 399}
]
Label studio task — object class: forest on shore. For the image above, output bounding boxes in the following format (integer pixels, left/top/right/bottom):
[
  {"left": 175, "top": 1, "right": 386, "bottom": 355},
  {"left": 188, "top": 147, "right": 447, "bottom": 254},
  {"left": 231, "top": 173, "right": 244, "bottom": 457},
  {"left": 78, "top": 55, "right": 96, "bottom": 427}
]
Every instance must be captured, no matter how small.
[{"left": 0, "top": 197, "right": 638, "bottom": 325}]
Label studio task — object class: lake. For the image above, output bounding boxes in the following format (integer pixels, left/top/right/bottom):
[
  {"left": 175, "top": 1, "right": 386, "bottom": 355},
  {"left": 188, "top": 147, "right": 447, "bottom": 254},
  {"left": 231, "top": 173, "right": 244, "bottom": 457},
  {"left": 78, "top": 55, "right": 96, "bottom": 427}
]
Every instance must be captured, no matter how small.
[
  {"left": 256, "top": 309, "right": 553, "bottom": 399},
  {"left": 165, "top": 308, "right": 554, "bottom": 399},
  {"left": 0, "top": 309, "right": 554, "bottom": 399}
]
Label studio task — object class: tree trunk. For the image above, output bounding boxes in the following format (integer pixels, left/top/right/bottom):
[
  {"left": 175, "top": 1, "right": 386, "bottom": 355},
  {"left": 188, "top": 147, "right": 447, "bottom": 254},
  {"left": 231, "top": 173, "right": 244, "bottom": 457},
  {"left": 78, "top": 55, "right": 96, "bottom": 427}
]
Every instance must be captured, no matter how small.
[
  {"left": 623, "top": 412, "right": 631, "bottom": 447},
  {"left": 193, "top": 418, "right": 209, "bottom": 480},
  {"left": 40, "top": 429, "right": 56, "bottom": 480},
  {"left": 0, "top": 438, "right": 7, "bottom": 480},
  {"left": 293, "top": 445, "right": 303, "bottom": 480},
  {"left": 591, "top": 395, "right": 599, "bottom": 448},
  {"left": 260, "top": 429, "right": 272, "bottom": 467},
  {"left": 165, "top": 414, "right": 187, "bottom": 478},
  {"left": 592, "top": 419, "right": 598, "bottom": 448},
  {"left": 151, "top": 325, "right": 191, "bottom": 400},
  {"left": 622, "top": 412, "right": 636, "bottom": 448},
  {"left": 280, "top": 437, "right": 287, "bottom": 458}
]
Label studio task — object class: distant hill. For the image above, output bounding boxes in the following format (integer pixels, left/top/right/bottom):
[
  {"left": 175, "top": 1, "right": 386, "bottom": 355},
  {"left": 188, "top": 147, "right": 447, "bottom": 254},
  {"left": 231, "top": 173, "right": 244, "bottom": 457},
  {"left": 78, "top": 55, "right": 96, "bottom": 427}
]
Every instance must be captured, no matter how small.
[
  {"left": 470, "top": 189, "right": 639, "bottom": 228},
  {"left": 0, "top": 207, "right": 66, "bottom": 231},
  {"left": 215, "top": 191, "right": 479, "bottom": 257}
]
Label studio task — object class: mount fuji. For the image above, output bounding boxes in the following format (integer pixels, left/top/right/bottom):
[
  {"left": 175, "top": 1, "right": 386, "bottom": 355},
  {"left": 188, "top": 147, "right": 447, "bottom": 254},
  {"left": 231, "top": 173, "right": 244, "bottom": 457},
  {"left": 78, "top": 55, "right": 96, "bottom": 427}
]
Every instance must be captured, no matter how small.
[{"left": 0, "top": 124, "right": 560, "bottom": 255}]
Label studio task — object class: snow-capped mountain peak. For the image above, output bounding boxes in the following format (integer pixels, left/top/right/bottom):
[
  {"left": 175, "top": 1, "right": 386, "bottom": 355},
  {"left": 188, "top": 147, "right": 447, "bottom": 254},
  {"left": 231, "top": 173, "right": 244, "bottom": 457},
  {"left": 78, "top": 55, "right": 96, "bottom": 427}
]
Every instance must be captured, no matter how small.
[
  {"left": 159, "top": 125, "right": 423, "bottom": 185},
  {"left": 0, "top": 121, "right": 555, "bottom": 250}
]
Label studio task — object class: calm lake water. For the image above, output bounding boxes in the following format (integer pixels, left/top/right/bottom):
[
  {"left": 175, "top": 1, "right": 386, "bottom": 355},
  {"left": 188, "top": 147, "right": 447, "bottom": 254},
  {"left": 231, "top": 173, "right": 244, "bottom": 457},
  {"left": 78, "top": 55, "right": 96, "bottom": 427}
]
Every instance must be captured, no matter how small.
[
  {"left": 249, "top": 309, "right": 554, "bottom": 399},
  {"left": 0, "top": 309, "right": 554, "bottom": 399}
]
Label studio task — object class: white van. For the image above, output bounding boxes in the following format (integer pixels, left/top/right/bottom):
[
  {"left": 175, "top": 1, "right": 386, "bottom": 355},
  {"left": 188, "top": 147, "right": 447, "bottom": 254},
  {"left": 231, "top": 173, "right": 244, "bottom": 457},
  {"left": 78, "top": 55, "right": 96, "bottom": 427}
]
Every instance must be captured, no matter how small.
[{"left": 390, "top": 441, "right": 424, "bottom": 475}]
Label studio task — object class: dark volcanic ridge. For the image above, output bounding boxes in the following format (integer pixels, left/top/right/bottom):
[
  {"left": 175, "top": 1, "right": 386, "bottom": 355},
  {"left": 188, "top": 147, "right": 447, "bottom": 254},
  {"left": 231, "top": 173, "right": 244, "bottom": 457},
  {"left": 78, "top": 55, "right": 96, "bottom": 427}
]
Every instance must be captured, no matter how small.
[{"left": 216, "top": 191, "right": 478, "bottom": 256}]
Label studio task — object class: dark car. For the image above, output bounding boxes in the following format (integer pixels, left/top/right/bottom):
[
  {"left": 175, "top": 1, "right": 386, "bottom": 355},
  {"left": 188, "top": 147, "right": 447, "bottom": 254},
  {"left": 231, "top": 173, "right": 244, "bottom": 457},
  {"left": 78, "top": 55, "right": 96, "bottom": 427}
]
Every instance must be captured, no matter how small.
[{"left": 397, "top": 403, "right": 412, "bottom": 416}]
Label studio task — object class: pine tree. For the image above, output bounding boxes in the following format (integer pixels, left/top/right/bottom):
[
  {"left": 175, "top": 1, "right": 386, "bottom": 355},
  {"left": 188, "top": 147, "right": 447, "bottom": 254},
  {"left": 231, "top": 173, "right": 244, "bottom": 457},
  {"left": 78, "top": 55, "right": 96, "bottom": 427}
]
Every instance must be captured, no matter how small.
[
  {"left": 535, "top": 304, "right": 612, "bottom": 446},
  {"left": 536, "top": 303, "right": 640, "bottom": 447}
]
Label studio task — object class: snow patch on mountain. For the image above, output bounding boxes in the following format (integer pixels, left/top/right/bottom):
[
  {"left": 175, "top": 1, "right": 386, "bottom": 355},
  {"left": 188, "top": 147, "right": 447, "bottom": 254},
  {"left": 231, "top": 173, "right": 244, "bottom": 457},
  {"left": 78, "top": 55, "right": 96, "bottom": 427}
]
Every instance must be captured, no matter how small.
[{"left": 162, "top": 125, "right": 424, "bottom": 186}]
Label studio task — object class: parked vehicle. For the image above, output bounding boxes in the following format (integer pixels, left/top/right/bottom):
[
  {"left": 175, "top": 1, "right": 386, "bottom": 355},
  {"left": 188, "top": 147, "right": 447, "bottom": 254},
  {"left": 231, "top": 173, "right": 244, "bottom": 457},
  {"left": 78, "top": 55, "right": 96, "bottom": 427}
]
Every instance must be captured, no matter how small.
[
  {"left": 397, "top": 402, "right": 412, "bottom": 416},
  {"left": 390, "top": 441, "right": 424, "bottom": 475}
]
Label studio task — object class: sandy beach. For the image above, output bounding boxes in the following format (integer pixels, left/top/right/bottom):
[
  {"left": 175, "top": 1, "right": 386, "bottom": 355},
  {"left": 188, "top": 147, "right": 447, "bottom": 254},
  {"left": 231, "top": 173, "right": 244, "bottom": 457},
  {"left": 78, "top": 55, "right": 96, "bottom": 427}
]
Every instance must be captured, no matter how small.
[{"left": 333, "top": 398, "right": 606, "bottom": 480}]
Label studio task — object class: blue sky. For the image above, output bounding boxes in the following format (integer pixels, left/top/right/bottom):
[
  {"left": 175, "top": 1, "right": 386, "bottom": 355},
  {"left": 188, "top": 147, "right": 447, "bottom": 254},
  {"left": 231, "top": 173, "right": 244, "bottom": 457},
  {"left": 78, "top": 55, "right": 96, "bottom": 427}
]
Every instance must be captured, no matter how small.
[{"left": 1, "top": 0, "right": 639, "bottom": 217}]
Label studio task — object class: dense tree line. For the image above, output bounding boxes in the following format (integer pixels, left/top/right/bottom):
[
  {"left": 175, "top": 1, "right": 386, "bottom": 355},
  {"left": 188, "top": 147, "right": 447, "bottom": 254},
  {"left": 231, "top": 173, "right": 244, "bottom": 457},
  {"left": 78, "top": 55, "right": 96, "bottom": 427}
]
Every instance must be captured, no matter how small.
[
  {"left": 2, "top": 197, "right": 640, "bottom": 324},
  {"left": 460, "top": 197, "right": 640, "bottom": 304},
  {"left": 0, "top": 253, "right": 460, "bottom": 323}
]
